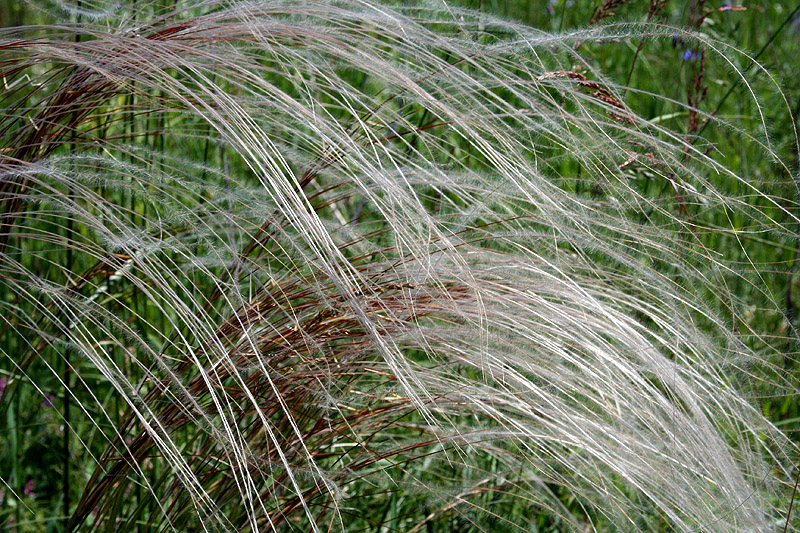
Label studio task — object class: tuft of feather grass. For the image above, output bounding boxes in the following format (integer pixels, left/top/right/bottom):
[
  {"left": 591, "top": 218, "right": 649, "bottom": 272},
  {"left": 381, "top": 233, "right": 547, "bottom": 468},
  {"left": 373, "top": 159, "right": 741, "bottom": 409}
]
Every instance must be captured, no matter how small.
[{"left": 0, "top": 1, "right": 797, "bottom": 531}]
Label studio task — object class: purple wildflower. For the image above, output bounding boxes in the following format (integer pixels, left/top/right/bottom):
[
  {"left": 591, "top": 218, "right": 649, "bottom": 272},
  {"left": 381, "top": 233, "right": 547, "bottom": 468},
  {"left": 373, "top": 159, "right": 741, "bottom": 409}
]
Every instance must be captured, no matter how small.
[
  {"left": 41, "top": 393, "right": 56, "bottom": 408},
  {"left": 683, "top": 50, "right": 700, "bottom": 61},
  {"left": 0, "top": 377, "right": 6, "bottom": 400}
]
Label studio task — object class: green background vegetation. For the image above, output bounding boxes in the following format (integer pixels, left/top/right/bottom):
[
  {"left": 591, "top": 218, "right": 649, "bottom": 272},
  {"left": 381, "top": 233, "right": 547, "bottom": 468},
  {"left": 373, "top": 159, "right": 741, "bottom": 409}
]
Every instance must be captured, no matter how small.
[{"left": 1, "top": 0, "right": 800, "bottom": 531}]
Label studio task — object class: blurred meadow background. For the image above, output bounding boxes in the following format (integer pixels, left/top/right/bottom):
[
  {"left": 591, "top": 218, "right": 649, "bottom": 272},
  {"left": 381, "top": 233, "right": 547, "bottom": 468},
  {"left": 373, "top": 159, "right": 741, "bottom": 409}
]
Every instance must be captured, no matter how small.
[{"left": 1, "top": 0, "right": 800, "bottom": 531}]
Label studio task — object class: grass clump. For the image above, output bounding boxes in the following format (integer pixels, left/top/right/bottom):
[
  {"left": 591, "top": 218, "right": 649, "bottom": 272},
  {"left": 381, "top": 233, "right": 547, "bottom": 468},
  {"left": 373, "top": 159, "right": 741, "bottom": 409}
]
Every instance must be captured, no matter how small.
[{"left": 0, "top": 0, "right": 798, "bottom": 531}]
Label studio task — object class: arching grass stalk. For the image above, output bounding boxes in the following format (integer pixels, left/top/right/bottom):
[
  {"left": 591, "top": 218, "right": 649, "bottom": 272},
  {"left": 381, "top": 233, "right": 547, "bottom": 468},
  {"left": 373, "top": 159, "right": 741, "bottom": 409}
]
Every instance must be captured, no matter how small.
[{"left": 0, "top": 1, "right": 797, "bottom": 531}]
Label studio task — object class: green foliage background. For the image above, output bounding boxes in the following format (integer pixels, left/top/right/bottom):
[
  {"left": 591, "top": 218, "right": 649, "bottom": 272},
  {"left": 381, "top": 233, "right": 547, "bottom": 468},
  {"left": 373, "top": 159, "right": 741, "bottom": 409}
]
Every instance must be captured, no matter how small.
[{"left": 1, "top": 0, "right": 799, "bottom": 531}]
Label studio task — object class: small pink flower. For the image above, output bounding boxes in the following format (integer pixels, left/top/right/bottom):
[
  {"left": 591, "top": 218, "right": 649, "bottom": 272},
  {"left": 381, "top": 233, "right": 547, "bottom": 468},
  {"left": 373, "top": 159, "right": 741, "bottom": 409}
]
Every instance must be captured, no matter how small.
[
  {"left": 23, "top": 479, "right": 36, "bottom": 499},
  {"left": 0, "top": 377, "right": 7, "bottom": 399}
]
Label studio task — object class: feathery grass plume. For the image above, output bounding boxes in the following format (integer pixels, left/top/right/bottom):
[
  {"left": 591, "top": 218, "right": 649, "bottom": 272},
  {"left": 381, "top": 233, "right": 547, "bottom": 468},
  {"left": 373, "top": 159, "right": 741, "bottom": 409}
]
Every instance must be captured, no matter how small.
[{"left": 0, "top": 0, "right": 797, "bottom": 530}]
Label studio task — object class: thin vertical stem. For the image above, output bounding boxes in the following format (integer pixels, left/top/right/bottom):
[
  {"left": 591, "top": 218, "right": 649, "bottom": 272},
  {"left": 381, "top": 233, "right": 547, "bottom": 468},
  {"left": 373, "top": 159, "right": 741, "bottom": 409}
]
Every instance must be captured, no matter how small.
[{"left": 62, "top": 0, "right": 81, "bottom": 522}]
